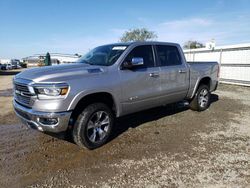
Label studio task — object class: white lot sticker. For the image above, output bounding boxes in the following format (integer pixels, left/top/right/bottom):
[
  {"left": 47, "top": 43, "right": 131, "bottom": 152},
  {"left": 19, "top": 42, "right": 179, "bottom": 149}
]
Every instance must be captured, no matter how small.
[{"left": 112, "top": 46, "right": 127, "bottom": 50}]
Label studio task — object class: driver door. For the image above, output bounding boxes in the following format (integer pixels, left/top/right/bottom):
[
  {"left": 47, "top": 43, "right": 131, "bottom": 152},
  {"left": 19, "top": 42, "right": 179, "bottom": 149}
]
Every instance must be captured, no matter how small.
[{"left": 119, "top": 45, "right": 161, "bottom": 115}]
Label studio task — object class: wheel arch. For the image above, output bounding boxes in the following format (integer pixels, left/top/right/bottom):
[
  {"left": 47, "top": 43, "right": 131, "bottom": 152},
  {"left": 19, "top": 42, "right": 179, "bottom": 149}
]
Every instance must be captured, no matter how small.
[
  {"left": 69, "top": 92, "right": 118, "bottom": 125},
  {"left": 191, "top": 76, "right": 212, "bottom": 99}
]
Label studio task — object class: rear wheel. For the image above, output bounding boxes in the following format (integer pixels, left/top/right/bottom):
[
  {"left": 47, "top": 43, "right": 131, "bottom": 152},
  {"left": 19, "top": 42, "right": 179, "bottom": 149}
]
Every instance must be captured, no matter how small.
[
  {"left": 73, "top": 103, "right": 114, "bottom": 149},
  {"left": 190, "top": 84, "right": 211, "bottom": 111}
]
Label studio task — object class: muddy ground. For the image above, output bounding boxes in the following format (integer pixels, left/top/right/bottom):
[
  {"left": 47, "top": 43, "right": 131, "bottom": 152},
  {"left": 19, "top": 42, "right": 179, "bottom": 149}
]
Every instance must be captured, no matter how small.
[{"left": 0, "top": 70, "right": 249, "bottom": 187}]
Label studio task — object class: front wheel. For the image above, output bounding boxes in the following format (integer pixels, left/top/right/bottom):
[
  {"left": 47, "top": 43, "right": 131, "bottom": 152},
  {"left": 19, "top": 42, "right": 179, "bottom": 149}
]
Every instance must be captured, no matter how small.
[
  {"left": 73, "top": 103, "right": 114, "bottom": 149},
  {"left": 190, "top": 84, "right": 211, "bottom": 111}
]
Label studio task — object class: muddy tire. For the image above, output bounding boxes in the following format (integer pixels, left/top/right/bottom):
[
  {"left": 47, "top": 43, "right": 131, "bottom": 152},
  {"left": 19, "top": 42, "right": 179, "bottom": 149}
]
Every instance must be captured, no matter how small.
[
  {"left": 190, "top": 84, "right": 211, "bottom": 111},
  {"left": 73, "top": 103, "right": 114, "bottom": 149}
]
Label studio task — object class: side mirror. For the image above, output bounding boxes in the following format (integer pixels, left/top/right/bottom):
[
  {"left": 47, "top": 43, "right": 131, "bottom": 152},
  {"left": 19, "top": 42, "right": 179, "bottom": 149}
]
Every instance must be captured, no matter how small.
[{"left": 123, "top": 57, "right": 144, "bottom": 69}]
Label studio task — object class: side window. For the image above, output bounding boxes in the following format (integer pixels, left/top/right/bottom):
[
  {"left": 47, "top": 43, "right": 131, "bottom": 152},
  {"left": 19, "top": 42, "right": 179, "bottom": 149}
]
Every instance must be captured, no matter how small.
[
  {"left": 125, "top": 45, "right": 155, "bottom": 68},
  {"left": 156, "top": 45, "right": 182, "bottom": 66}
]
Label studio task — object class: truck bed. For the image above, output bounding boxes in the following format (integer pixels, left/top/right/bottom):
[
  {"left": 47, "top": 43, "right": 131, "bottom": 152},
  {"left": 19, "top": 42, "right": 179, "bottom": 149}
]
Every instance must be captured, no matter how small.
[{"left": 186, "top": 61, "right": 219, "bottom": 98}]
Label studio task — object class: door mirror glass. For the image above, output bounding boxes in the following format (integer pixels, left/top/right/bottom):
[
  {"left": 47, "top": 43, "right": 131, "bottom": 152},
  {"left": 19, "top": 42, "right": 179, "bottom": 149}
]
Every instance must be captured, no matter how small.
[{"left": 123, "top": 57, "right": 144, "bottom": 69}]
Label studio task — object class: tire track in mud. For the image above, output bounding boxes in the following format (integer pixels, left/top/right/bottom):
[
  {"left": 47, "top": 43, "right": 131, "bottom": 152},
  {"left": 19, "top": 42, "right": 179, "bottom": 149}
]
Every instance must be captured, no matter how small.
[
  {"left": 0, "top": 84, "right": 249, "bottom": 187},
  {"left": 0, "top": 123, "right": 79, "bottom": 187}
]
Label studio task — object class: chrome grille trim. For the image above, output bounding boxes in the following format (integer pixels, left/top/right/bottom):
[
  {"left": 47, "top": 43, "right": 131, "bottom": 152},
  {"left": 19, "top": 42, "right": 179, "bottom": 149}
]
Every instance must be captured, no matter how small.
[
  {"left": 14, "top": 79, "right": 35, "bottom": 107},
  {"left": 15, "top": 84, "right": 30, "bottom": 93}
]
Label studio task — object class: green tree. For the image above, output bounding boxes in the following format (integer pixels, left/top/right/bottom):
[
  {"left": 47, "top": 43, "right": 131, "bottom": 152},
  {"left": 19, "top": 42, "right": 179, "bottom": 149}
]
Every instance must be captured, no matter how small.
[
  {"left": 120, "top": 28, "right": 157, "bottom": 42},
  {"left": 183, "top": 41, "right": 205, "bottom": 49},
  {"left": 44, "top": 52, "right": 51, "bottom": 66}
]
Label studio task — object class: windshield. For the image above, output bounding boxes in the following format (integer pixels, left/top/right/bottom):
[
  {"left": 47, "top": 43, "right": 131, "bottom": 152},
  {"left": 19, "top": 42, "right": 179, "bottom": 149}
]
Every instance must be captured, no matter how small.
[{"left": 77, "top": 45, "right": 128, "bottom": 66}]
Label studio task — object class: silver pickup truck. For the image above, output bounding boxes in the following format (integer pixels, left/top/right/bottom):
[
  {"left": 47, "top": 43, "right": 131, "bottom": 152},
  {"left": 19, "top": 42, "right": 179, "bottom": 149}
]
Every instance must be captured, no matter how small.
[{"left": 13, "top": 42, "right": 219, "bottom": 149}]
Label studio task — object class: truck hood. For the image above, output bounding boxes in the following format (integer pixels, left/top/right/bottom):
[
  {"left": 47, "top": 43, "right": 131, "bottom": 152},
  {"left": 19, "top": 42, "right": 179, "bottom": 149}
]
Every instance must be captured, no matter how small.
[{"left": 15, "top": 63, "right": 106, "bottom": 82}]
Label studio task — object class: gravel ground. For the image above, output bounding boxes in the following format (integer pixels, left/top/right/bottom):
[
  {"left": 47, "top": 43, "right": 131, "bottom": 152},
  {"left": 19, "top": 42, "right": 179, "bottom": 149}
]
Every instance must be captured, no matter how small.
[{"left": 0, "top": 71, "right": 249, "bottom": 187}]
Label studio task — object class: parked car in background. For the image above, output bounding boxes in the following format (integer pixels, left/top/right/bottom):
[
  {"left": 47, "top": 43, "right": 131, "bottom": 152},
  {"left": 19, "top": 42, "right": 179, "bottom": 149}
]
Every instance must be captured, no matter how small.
[
  {"left": 1, "top": 63, "right": 13, "bottom": 70},
  {"left": 13, "top": 41, "right": 219, "bottom": 149},
  {"left": 11, "top": 59, "right": 21, "bottom": 69}
]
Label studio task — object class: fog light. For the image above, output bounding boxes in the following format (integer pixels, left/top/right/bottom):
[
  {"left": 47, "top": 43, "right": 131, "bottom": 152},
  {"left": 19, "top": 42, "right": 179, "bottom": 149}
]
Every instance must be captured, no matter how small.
[{"left": 38, "top": 117, "right": 58, "bottom": 125}]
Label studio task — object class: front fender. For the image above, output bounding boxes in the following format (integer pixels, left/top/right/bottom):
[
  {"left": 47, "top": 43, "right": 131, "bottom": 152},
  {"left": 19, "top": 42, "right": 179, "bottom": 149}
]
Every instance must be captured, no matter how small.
[{"left": 67, "top": 89, "right": 122, "bottom": 117}]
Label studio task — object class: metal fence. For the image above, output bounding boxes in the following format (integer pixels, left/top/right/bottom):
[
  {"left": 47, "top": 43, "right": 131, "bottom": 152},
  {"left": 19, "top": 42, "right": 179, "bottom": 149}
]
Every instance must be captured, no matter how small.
[{"left": 184, "top": 43, "right": 250, "bottom": 86}]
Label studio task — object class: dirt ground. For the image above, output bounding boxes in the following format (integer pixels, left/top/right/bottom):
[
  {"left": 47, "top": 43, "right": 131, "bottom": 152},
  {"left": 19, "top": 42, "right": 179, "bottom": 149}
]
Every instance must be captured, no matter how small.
[{"left": 0, "top": 70, "right": 249, "bottom": 188}]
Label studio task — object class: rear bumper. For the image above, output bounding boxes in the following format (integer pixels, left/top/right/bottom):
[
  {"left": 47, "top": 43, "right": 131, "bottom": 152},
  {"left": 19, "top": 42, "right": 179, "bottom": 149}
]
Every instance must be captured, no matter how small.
[{"left": 13, "top": 100, "right": 72, "bottom": 133}]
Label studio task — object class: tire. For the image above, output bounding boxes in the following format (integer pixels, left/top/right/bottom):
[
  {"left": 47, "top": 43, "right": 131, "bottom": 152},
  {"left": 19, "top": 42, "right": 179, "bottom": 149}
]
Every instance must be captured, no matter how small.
[
  {"left": 190, "top": 84, "right": 211, "bottom": 111},
  {"left": 73, "top": 103, "right": 114, "bottom": 149}
]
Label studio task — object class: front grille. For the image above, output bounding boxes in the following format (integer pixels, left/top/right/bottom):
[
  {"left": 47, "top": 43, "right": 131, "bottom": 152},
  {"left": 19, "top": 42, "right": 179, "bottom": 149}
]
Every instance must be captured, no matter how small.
[
  {"left": 15, "top": 84, "right": 30, "bottom": 93},
  {"left": 16, "top": 94, "right": 30, "bottom": 105},
  {"left": 14, "top": 83, "right": 33, "bottom": 107}
]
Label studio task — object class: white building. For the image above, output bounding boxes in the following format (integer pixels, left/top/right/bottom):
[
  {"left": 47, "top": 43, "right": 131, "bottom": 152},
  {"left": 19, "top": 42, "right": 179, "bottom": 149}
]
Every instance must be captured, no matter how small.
[
  {"left": 23, "top": 53, "right": 80, "bottom": 67},
  {"left": 0, "top": 59, "right": 10, "bottom": 64},
  {"left": 184, "top": 43, "right": 250, "bottom": 86}
]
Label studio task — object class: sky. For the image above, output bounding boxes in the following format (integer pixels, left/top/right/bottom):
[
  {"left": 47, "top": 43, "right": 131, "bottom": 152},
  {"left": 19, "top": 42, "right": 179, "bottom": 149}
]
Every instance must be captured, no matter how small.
[{"left": 0, "top": 0, "right": 250, "bottom": 58}]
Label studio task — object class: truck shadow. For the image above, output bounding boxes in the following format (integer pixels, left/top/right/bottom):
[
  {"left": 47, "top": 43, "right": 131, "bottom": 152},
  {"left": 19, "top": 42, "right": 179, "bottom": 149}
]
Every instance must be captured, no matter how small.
[
  {"left": 109, "top": 94, "right": 219, "bottom": 142},
  {"left": 0, "top": 70, "right": 22, "bottom": 75},
  {"left": 54, "top": 94, "right": 219, "bottom": 145}
]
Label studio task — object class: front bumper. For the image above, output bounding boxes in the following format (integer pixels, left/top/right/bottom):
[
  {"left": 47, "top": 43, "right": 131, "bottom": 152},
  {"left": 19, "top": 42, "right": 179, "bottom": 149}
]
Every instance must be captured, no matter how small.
[{"left": 13, "top": 100, "right": 72, "bottom": 133}]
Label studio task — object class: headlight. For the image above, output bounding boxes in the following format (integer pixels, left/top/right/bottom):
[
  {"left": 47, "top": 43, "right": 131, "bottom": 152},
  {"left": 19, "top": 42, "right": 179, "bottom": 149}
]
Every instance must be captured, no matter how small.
[
  {"left": 36, "top": 87, "right": 68, "bottom": 96},
  {"left": 33, "top": 83, "right": 69, "bottom": 99}
]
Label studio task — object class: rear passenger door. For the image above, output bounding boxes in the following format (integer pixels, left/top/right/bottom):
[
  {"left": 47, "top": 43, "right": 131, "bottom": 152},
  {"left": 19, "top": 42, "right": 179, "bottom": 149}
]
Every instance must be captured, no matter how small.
[{"left": 155, "top": 45, "right": 189, "bottom": 103}]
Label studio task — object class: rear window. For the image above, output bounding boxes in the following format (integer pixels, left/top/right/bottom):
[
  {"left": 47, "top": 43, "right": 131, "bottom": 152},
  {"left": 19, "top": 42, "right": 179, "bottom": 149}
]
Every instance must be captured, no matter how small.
[{"left": 156, "top": 45, "right": 182, "bottom": 66}]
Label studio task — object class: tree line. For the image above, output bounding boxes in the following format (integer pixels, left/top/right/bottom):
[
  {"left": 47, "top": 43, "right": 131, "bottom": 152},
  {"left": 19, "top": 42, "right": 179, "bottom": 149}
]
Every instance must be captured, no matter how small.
[{"left": 120, "top": 28, "right": 205, "bottom": 49}]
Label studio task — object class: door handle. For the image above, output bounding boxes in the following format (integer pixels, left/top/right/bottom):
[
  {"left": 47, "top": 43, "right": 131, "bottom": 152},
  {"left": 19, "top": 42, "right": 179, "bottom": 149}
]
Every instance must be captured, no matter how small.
[
  {"left": 149, "top": 73, "right": 160, "bottom": 78},
  {"left": 179, "top": 69, "right": 187, "bottom": 73}
]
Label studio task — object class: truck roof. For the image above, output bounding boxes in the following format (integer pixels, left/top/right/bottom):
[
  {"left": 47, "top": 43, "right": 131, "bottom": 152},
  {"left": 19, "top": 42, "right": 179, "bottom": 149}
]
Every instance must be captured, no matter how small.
[{"left": 106, "top": 41, "right": 180, "bottom": 47}]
